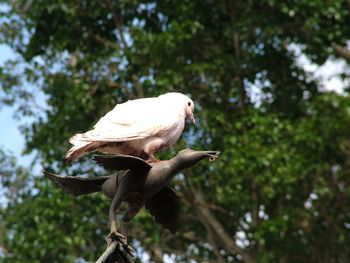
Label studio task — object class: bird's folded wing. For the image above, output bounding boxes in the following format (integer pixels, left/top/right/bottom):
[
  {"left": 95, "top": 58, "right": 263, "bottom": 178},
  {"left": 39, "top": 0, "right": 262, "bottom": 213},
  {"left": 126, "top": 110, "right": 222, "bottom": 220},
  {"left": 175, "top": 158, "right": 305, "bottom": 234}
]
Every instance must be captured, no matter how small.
[
  {"left": 95, "top": 97, "right": 157, "bottom": 126},
  {"left": 81, "top": 116, "right": 177, "bottom": 142},
  {"left": 145, "top": 186, "right": 180, "bottom": 234},
  {"left": 78, "top": 100, "right": 178, "bottom": 142},
  {"left": 78, "top": 124, "right": 151, "bottom": 142}
]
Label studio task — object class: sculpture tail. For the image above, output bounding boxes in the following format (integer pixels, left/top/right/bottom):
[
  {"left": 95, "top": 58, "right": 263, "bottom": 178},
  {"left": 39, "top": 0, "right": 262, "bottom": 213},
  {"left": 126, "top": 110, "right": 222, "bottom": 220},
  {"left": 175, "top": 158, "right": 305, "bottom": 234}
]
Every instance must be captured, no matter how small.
[{"left": 43, "top": 170, "right": 110, "bottom": 196}]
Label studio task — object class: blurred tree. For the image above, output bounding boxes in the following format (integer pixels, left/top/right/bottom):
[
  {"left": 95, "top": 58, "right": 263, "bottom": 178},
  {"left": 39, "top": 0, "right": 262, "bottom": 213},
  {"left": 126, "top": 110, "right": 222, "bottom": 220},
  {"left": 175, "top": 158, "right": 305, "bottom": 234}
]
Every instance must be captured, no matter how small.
[{"left": 1, "top": 0, "right": 350, "bottom": 262}]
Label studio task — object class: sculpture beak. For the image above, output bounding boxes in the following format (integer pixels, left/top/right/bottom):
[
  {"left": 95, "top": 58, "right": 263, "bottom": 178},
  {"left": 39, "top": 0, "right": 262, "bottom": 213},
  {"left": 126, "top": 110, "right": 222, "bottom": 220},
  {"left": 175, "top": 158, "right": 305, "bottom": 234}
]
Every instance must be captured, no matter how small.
[
  {"left": 201, "top": 151, "right": 220, "bottom": 162},
  {"left": 190, "top": 150, "right": 220, "bottom": 162},
  {"left": 178, "top": 150, "right": 221, "bottom": 170}
]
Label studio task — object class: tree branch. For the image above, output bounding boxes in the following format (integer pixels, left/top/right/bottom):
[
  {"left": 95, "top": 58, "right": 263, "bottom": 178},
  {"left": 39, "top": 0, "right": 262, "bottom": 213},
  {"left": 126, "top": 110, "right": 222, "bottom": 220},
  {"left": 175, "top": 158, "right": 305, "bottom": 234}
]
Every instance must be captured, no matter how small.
[
  {"left": 199, "top": 215, "right": 227, "bottom": 263},
  {"left": 251, "top": 181, "right": 260, "bottom": 228},
  {"left": 196, "top": 201, "right": 236, "bottom": 222},
  {"left": 178, "top": 191, "right": 236, "bottom": 221},
  {"left": 331, "top": 43, "right": 350, "bottom": 63},
  {"left": 163, "top": 247, "right": 216, "bottom": 263},
  {"left": 131, "top": 74, "right": 144, "bottom": 98},
  {"left": 92, "top": 34, "right": 119, "bottom": 49},
  {"left": 193, "top": 190, "right": 255, "bottom": 263},
  {"left": 150, "top": 244, "right": 164, "bottom": 263},
  {"left": 181, "top": 230, "right": 210, "bottom": 244},
  {"left": 105, "top": 0, "right": 130, "bottom": 50}
]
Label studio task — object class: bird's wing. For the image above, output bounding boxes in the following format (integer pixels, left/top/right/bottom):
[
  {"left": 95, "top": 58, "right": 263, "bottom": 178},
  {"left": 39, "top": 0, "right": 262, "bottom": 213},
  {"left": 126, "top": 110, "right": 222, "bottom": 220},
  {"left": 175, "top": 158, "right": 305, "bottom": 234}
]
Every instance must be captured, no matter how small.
[
  {"left": 145, "top": 186, "right": 180, "bottom": 234},
  {"left": 78, "top": 98, "right": 179, "bottom": 142},
  {"left": 93, "top": 154, "right": 152, "bottom": 171},
  {"left": 95, "top": 98, "right": 157, "bottom": 127}
]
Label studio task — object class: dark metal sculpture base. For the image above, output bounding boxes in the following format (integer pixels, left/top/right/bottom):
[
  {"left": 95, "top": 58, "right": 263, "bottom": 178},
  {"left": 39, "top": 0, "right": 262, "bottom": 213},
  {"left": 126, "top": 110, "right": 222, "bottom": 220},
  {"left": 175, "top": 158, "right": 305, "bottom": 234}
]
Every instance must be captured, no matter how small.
[{"left": 96, "top": 239, "right": 134, "bottom": 263}]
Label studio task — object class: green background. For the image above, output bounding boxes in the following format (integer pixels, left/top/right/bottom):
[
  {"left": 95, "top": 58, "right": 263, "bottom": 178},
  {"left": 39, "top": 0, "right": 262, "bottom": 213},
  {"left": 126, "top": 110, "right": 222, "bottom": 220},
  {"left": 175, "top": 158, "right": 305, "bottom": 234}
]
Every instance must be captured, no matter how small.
[{"left": 1, "top": 0, "right": 350, "bottom": 262}]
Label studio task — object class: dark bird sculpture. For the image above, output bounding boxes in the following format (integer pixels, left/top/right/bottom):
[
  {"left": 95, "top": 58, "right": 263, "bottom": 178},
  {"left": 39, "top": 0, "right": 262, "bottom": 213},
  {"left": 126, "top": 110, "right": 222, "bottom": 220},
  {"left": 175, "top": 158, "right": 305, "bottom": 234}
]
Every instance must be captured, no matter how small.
[{"left": 43, "top": 149, "right": 220, "bottom": 261}]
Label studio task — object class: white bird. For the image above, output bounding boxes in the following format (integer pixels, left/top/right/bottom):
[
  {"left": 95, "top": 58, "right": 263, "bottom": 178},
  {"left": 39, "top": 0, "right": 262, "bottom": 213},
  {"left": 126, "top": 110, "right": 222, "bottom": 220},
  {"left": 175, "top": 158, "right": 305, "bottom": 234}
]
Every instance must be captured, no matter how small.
[{"left": 65, "top": 92, "right": 195, "bottom": 163}]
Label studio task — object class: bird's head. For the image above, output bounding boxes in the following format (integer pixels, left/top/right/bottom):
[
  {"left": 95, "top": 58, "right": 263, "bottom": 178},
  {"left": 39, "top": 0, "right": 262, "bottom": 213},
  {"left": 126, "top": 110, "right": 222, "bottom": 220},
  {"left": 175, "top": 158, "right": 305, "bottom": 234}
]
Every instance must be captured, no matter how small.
[
  {"left": 159, "top": 93, "right": 196, "bottom": 123},
  {"left": 174, "top": 149, "right": 220, "bottom": 170},
  {"left": 184, "top": 98, "right": 195, "bottom": 124}
]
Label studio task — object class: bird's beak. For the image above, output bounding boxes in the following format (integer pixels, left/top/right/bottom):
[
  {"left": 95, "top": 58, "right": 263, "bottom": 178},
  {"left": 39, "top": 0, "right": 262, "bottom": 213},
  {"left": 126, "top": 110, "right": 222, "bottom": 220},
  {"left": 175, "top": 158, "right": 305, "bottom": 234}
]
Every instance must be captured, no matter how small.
[
  {"left": 188, "top": 113, "right": 196, "bottom": 124},
  {"left": 186, "top": 109, "right": 196, "bottom": 124},
  {"left": 190, "top": 114, "right": 196, "bottom": 124}
]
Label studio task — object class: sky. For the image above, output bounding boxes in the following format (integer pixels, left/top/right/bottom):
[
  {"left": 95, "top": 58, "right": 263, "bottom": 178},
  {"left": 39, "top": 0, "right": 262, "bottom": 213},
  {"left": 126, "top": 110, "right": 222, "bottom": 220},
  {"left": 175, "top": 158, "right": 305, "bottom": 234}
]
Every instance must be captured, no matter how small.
[
  {"left": 0, "top": 2, "right": 36, "bottom": 166},
  {"left": 0, "top": 45, "right": 24, "bottom": 155},
  {"left": 0, "top": 44, "right": 36, "bottom": 167}
]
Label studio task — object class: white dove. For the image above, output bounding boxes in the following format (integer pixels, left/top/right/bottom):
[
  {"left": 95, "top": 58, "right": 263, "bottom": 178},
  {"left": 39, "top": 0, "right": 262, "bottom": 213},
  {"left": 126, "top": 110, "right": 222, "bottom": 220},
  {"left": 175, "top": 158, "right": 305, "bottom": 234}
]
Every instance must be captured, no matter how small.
[{"left": 65, "top": 92, "right": 195, "bottom": 163}]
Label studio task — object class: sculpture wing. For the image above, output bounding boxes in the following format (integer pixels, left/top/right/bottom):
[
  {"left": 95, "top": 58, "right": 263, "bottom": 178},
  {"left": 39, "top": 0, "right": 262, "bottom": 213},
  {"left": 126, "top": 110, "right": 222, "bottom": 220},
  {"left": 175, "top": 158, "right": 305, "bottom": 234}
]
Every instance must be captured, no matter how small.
[
  {"left": 93, "top": 154, "right": 152, "bottom": 171},
  {"left": 145, "top": 186, "right": 180, "bottom": 234},
  {"left": 43, "top": 170, "right": 110, "bottom": 196}
]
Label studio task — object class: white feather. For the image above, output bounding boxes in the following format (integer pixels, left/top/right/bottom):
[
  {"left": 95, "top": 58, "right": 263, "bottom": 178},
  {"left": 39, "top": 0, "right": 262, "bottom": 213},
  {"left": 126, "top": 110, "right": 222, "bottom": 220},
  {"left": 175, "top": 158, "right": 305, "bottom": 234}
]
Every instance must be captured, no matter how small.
[{"left": 65, "top": 92, "right": 195, "bottom": 162}]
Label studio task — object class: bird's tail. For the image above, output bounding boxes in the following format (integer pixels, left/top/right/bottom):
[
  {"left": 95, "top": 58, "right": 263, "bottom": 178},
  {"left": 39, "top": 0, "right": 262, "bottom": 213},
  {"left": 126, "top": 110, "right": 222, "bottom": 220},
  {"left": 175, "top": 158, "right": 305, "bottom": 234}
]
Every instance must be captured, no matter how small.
[{"left": 65, "top": 134, "right": 98, "bottom": 164}]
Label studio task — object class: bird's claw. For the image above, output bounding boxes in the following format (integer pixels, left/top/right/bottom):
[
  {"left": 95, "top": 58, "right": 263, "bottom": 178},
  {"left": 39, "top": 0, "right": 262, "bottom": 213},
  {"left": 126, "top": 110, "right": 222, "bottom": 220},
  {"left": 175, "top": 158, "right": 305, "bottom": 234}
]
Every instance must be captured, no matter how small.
[
  {"left": 105, "top": 231, "right": 135, "bottom": 256},
  {"left": 124, "top": 244, "right": 135, "bottom": 256},
  {"left": 105, "top": 231, "right": 127, "bottom": 246}
]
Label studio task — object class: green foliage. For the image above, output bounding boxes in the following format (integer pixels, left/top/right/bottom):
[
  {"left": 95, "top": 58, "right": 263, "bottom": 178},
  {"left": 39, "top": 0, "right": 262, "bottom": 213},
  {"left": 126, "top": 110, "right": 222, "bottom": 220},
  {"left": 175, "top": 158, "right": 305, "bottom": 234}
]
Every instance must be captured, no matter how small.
[{"left": 1, "top": 0, "right": 350, "bottom": 262}]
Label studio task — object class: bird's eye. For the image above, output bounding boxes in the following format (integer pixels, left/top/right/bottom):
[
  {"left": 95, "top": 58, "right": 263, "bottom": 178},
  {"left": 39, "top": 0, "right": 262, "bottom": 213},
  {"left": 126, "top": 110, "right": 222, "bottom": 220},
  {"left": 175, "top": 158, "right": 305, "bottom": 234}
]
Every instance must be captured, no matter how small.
[{"left": 188, "top": 102, "right": 191, "bottom": 107}]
